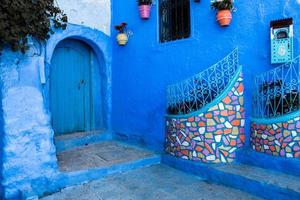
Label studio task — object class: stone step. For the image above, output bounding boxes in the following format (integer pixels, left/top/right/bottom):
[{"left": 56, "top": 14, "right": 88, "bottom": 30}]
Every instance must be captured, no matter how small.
[
  {"left": 54, "top": 130, "right": 112, "bottom": 152},
  {"left": 56, "top": 140, "right": 159, "bottom": 172},
  {"left": 40, "top": 164, "right": 263, "bottom": 200},
  {"left": 162, "top": 154, "right": 300, "bottom": 200},
  {"left": 40, "top": 141, "right": 161, "bottom": 198},
  {"left": 236, "top": 149, "right": 300, "bottom": 177}
]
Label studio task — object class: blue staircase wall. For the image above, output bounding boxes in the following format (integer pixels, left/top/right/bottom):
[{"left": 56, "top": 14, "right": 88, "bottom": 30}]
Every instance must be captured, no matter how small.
[{"left": 111, "top": 0, "right": 300, "bottom": 152}]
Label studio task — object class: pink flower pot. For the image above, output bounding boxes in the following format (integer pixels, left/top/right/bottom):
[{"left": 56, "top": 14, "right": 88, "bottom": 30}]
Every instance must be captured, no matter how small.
[{"left": 139, "top": 5, "right": 151, "bottom": 19}]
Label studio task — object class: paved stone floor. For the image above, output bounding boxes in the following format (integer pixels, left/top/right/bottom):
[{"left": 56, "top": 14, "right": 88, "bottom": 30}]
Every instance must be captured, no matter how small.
[
  {"left": 41, "top": 165, "right": 262, "bottom": 200},
  {"left": 216, "top": 163, "right": 300, "bottom": 193},
  {"left": 57, "top": 141, "right": 155, "bottom": 172}
]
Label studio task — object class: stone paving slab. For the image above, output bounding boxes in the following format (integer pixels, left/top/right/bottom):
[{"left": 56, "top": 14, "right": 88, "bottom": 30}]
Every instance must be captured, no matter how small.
[
  {"left": 57, "top": 141, "right": 155, "bottom": 172},
  {"left": 41, "top": 164, "right": 262, "bottom": 200}
]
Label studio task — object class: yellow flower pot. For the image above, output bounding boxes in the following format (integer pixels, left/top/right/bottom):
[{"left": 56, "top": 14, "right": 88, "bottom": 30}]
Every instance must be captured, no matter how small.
[{"left": 117, "top": 33, "right": 128, "bottom": 46}]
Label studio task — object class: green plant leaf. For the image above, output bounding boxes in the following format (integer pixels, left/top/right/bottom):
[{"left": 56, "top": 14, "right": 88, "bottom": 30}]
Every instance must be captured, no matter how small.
[{"left": 0, "top": 0, "right": 68, "bottom": 53}]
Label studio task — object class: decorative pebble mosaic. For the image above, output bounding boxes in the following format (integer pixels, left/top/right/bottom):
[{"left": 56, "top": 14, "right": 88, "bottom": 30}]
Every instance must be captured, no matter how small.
[
  {"left": 165, "top": 73, "right": 245, "bottom": 163},
  {"left": 250, "top": 117, "right": 300, "bottom": 158}
]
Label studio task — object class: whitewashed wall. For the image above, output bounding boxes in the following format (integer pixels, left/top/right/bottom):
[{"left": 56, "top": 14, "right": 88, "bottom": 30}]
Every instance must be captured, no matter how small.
[{"left": 56, "top": 0, "right": 111, "bottom": 35}]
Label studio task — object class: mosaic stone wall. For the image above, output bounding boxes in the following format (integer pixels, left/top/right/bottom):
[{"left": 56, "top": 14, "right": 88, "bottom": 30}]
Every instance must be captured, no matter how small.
[
  {"left": 250, "top": 117, "right": 300, "bottom": 158},
  {"left": 165, "top": 73, "right": 245, "bottom": 163}
]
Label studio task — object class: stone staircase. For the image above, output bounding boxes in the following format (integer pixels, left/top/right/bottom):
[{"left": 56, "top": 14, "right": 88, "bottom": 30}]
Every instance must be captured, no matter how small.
[
  {"left": 162, "top": 154, "right": 300, "bottom": 200},
  {"left": 44, "top": 132, "right": 300, "bottom": 200},
  {"left": 44, "top": 132, "right": 161, "bottom": 197}
]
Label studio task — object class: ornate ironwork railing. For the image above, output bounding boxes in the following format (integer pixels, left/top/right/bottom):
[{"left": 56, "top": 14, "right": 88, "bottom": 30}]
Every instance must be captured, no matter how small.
[
  {"left": 167, "top": 48, "right": 239, "bottom": 115},
  {"left": 252, "top": 56, "right": 300, "bottom": 119}
]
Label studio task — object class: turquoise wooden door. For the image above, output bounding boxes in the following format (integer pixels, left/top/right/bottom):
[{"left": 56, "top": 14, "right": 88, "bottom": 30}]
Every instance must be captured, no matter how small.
[{"left": 50, "top": 39, "right": 92, "bottom": 135}]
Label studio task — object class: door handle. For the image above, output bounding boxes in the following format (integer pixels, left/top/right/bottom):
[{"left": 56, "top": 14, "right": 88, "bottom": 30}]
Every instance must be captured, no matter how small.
[{"left": 78, "top": 80, "right": 85, "bottom": 89}]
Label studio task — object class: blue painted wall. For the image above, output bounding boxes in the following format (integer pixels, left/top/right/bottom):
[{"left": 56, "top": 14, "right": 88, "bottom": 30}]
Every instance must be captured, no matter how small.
[
  {"left": 0, "top": 24, "right": 112, "bottom": 199},
  {"left": 111, "top": 0, "right": 300, "bottom": 152},
  {"left": 0, "top": 45, "right": 58, "bottom": 199},
  {"left": 0, "top": 1, "right": 299, "bottom": 198},
  {"left": 0, "top": 77, "right": 4, "bottom": 198}
]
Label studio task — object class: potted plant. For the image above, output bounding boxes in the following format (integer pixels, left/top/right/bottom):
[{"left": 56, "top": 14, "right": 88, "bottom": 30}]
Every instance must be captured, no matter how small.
[
  {"left": 211, "top": 0, "right": 234, "bottom": 26},
  {"left": 137, "top": 0, "right": 152, "bottom": 19},
  {"left": 115, "top": 23, "right": 128, "bottom": 46}
]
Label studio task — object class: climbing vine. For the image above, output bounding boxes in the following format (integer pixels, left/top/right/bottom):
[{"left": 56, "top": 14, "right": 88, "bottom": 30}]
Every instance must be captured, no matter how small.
[{"left": 0, "top": 0, "right": 68, "bottom": 53}]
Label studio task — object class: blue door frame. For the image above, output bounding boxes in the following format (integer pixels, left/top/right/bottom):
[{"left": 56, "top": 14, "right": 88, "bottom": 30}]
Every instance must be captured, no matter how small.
[{"left": 50, "top": 39, "right": 93, "bottom": 135}]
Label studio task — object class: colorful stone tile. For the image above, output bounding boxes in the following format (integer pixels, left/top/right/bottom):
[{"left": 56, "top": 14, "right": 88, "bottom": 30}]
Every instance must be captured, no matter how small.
[
  {"left": 250, "top": 118, "right": 300, "bottom": 158},
  {"left": 165, "top": 73, "right": 245, "bottom": 163}
]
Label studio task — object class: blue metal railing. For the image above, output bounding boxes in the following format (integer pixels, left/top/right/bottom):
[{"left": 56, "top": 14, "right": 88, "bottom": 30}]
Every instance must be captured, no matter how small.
[
  {"left": 167, "top": 48, "right": 239, "bottom": 115},
  {"left": 252, "top": 56, "right": 300, "bottom": 119}
]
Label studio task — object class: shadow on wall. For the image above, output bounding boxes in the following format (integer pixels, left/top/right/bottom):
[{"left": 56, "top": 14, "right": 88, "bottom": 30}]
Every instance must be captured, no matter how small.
[{"left": 0, "top": 79, "right": 4, "bottom": 198}]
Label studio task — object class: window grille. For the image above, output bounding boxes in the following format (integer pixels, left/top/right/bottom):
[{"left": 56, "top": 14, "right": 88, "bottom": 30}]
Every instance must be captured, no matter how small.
[
  {"left": 167, "top": 49, "right": 239, "bottom": 115},
  {"left": 252, "top": 56, "right": 300, "bottom": 118},
  {"left": 159, "top": 0, "right": 191, "bottom": 43}
]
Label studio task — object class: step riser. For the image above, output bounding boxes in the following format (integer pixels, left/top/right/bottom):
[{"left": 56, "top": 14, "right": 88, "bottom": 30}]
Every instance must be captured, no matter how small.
[
  {"left": 38, "top": 156, "right": 161, "bottom": 198},
  {"left": 162, "top": 155, "right": 300, "bottom": 200},
  {"left": 55, "top": 132, "right": 112, "bottom": 152},
  {"left": 236, "top": 150, "right": 300, "bottom": 177}
]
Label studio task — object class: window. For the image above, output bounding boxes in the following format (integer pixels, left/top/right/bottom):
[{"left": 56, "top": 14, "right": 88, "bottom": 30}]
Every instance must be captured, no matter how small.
[{"left": 159, "top": 0, "right": 191, "bottom": 43}]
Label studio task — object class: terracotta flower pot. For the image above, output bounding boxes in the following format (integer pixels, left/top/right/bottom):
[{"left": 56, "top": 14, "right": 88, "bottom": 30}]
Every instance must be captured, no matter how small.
[
  {"left": 216, "top": 10, "right": 232, "bottom": 26},
  {"left": 139, "top": 5, "right": 151, "bottom": 19},
  {"left": 116, "top": 33, "right": 128, "bottom": 46}
]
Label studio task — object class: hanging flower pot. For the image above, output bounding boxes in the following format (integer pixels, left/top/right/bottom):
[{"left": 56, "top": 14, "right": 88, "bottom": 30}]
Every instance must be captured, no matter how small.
[
  {"left": 216, "top": 10, "right": 232, "bottom": 26},
  {"left": 137, "top": 0, "right": 152, "bottom": 19},
  {"left": 211, "top": 0, "right": 234, "bottom": 27},
  {"left": 116, "top": 33, "right": 128, "bottom": 46},
  {"left": 115, "top": 23, "right": 129, "bottom": 46}
]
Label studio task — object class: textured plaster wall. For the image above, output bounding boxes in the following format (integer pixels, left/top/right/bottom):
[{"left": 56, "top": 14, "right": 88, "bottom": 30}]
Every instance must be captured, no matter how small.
[
  {"left": 0, "top": 2, "right": 111, "bottom": 197},
  {"left": 57, "top": 0, "right": 111, "bottom": 35},
  {"left": 0, "top": 0, "right": 108, "bottom": 198},
  {"left": 0, "top": 47, "right": 58, "bottom": 199},
  {"left": 0, "top": 73, "right": 4, "bottom": 198},
  {"left": 112, "top": 0, "right": 300, "bottom": 152}
]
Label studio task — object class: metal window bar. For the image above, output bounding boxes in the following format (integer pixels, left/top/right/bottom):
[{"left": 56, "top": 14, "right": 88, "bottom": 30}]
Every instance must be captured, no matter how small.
[
  {"left": 252, "top": 56, "right": 300, "bottom": 118},
  {"left": 167, "top": 48, "right": 239, "bottom": 115},
  {"left": 159, "top": 0, "right": 191, "bottom": 43}
]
